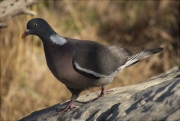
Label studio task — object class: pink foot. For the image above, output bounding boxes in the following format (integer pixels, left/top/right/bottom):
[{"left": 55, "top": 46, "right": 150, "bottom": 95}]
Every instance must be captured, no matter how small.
[
  {"left": 55, "top": 100, "right": 76, "bottom": 115},
  {"left": 91, "top": 87, "right": 114, "bottom": 102}
]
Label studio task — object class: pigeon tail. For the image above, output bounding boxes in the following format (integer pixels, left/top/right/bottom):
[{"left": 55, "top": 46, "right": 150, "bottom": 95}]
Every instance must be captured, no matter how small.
[
  {"left": 119, "top": 47, "right": 163, "bottom": 70},
  {"left": 137, "top": 47, "right": 164, "bottom": 60}
]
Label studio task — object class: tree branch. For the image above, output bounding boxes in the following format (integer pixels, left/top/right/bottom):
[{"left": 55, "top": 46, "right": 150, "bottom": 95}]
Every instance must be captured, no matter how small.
[{"left": 0, "top": 0, "right": 42, "bottom": 28}]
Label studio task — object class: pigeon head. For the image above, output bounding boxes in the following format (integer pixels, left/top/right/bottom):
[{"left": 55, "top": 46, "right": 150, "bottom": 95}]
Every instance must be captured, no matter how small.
[{"left": 22, "top": 18, "right": 54, "bottom": 39}]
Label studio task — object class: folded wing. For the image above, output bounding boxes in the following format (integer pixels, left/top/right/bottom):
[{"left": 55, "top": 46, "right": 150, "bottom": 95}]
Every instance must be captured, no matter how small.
[{"left": 72, "top": 41, "right": 130, "bottom": 78}]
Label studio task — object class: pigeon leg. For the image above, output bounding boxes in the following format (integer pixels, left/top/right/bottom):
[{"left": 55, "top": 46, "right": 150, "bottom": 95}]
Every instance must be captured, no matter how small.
[
  {"left": 56, "top": 95, "right": 76, "bottom": 112},
  {"left": 91, "top": 86, "right": 105, "bottom": 101},
  {"left": 56, "top": 87, "right": 83, "bottom": 113},
  {"left": 91, "top": 86, "right": 114, "bottom": 101}
]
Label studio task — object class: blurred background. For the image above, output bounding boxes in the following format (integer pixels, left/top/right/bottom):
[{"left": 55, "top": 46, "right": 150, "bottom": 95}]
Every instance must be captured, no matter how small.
[{"left": 1, "top": 1, "right": 179, "bottom": 120}]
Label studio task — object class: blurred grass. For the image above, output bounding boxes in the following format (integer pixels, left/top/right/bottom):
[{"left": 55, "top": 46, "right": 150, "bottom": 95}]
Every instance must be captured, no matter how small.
[{"left": 1, "top": 1, "right": 179, "bottom": 120}]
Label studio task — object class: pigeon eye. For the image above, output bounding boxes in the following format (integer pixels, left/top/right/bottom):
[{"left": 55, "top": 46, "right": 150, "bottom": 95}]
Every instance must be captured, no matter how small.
[{"left": 34, "top": 23, "right": 38, "bottom": 27}]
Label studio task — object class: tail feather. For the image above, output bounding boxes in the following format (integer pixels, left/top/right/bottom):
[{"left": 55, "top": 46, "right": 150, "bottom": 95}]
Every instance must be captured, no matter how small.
[
  {"left": 137, "top": 47, "right": 163, "bottom": 60},
  {"left": 123, "top": 47, "right": 163, "bottom": 69}
]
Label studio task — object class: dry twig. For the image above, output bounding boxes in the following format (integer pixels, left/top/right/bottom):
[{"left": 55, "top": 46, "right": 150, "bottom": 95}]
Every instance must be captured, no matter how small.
[{"left": 0, "top": 0, "right": 42, "bottom": 28}]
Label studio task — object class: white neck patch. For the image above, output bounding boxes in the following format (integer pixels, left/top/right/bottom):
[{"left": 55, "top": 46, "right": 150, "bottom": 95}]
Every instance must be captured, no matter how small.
[{"left": 50, "top": 34, "right": 67, "bottom": 45}]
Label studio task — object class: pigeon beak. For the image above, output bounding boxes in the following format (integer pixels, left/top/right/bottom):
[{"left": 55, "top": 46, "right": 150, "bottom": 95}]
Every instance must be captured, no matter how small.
[{"left": 22, "top": 29, "right": 30, "bottom": 39}]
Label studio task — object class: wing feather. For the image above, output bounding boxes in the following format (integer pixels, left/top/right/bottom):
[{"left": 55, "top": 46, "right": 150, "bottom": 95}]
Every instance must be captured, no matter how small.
[{"left": 72, "top": 41, "right": 129, "bottom": 77}]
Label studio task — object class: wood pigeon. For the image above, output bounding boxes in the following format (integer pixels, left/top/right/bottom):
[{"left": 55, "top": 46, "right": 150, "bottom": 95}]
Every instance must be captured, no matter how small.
[{"left": 22, "top": 18, "right": 163, "bottom": 112}]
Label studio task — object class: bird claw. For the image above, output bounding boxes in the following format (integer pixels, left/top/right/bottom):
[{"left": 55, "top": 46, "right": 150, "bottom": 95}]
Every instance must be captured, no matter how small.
[
  {"left": 55, "top": 104, "right": 79, "bottom": 115},
  {"left": 105, "top": 90, "right": 114, "bottom": 95},
  {"left": 69, "top": 104, "right": 79, "bottom": 109},
  {"left": 91, "top": 89, "right": 114, "bottom": 102}
]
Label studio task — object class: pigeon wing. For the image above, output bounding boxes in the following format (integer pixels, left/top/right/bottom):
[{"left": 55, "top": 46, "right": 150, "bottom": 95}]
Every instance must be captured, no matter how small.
[{"left": 72, "top": 41, "right": 129, "bottom": 78}]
